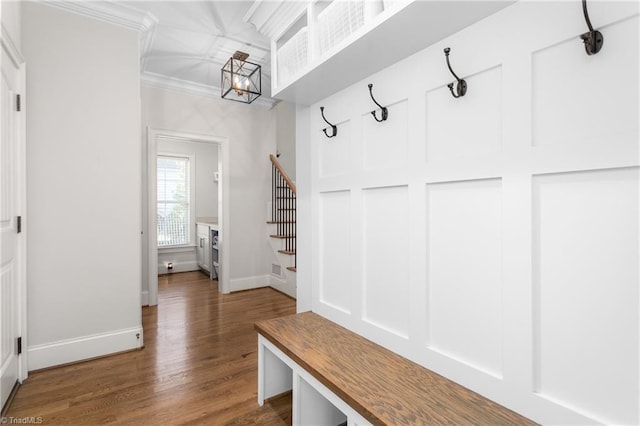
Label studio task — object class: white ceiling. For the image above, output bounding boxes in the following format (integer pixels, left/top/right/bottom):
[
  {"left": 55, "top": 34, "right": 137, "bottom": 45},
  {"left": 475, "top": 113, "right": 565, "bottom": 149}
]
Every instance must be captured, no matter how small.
[
  {"left": 133, "top": 2, "right": 271, "bottom": 97},
  {"left": 49, "top": 1, "right": 515, "bottom": 107},
  {"left": 55, "top": 1, "right": 275, "bottom": 106}
]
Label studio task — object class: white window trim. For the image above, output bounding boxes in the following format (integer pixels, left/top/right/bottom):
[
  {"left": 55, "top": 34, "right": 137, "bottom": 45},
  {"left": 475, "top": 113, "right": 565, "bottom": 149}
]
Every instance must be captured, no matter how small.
[
  {"left": 158, "top": 245, "right": 197, "bottom": 254},
  {"left": 157, "top": 151, "right": 196, "bottom": 247}
]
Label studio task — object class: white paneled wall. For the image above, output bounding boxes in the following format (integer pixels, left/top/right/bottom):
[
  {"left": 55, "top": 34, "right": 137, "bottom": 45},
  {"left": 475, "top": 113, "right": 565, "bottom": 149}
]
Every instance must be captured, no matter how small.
[
  {"left": 427, "top": 179, "right": 503, "bottom": 379},
  {"left": 532, "top": 168, "right": 639, "bottom": 423},
  {"left": 363, "top": 100, "right": 408, "bottom": 169},
  {"left": 303, "top": 1, "right": 639, "bottom": 424},
  {"left": 320, "top": 122, "right": 351, "bottom": 177},
  {"left": 426, "top": 67, "right": 502, "bottom": 160},
  {"left": 319, "top": 190, "right": 351, "bottom": 313},
  {"left": 532, "top": 16, "right": 639, "bottom": 148},
  {"left": 362, "top": 185, "right": 410, "bottom": 337}
]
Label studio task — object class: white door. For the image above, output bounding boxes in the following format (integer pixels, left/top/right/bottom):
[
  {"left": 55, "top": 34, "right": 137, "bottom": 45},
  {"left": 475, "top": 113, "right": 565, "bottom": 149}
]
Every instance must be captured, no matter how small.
[{"left": 1, "top": 40, "right": 24, "bottom": 409}]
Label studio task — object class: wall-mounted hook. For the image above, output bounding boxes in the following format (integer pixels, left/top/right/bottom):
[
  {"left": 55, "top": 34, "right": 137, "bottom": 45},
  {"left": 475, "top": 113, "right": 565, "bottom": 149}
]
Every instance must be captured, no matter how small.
[
  {"left": 580, "top": 0, "right": 603, "bottom": 55},
  {"left": 320, "top": 106, "right": 337, "bottom": 138},
  {"left": 443, "top": 47, "right": 467, "bottom": 98},
  {"left": 367, "top": 84, "right": 388, "bottom": 122}
]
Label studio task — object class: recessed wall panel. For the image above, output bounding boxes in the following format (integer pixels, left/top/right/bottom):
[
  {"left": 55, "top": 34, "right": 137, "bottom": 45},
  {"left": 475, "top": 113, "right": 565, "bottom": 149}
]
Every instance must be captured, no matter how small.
[
  {"left": 319, "top": 191, "right": 351, "bottom": 313},
  {"left": 320, "top": 121, "right": 351, "bottom": 178},
  {"left": 363, "top": 99, "right": 408, "bottom": 170},
  {"left": 426, "top": 66, "right": 502, "bottom": 161},
  {"left": 533, "top": 168, "right": 639, "bottom": 425},
  {"left": 532, "top": 17, "right": 639, "bottom": 147},
  {"left": 427, "top": 179, "right": 503, "bottom": 377},
  {"left": 363, "top": 186, "right": 410, "bottom": 337}
]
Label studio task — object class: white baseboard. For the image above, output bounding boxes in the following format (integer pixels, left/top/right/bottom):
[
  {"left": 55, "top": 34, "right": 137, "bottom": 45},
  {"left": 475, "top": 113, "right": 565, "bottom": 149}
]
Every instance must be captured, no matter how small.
[
  {"left": 28, "top": 326, "right": 143, "bottom": 371},
  {"left": 229, "top": 275, "right": 270, "bottom": 292},
  {"left": 270, "top": 275, "right": 296, "bottom": 298},
  {"left": 157, "top": 260, "right": 198, "bottom": 275},
  {"left": 141, "top": 290, "right": 149, "bottom": 306}
]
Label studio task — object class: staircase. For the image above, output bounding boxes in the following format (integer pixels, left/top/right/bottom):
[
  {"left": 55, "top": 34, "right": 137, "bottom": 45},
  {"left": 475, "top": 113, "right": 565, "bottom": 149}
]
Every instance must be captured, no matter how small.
[{"left": 269, "top": 154, "right": 296, "bottom": 273}]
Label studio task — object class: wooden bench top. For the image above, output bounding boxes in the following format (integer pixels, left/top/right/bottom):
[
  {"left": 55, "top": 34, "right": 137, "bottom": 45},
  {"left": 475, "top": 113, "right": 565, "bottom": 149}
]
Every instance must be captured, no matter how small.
[{"left": 255, "top": 312, "right": 534, "bottom": 426}]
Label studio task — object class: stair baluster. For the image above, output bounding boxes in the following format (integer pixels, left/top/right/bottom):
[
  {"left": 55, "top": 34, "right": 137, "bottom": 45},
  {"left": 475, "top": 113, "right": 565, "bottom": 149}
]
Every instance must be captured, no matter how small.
[{"left": 269, "top": 155, "right": 296, "bottom": 272}]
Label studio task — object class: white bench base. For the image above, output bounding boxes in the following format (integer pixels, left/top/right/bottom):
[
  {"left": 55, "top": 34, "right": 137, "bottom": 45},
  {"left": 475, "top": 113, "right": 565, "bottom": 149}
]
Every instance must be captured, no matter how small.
[{"left": 258, "top": 334, "right": 372, "bottom": 426}]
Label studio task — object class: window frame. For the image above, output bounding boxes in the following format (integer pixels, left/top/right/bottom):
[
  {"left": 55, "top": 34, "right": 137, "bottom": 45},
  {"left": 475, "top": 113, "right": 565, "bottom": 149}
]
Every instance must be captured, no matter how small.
[{"left": 156, "top": 152, "right": 196, "bottom": 248}]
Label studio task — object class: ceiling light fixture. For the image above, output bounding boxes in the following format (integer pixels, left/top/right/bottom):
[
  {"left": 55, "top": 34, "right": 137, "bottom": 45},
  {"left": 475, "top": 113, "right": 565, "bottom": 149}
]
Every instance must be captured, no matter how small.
[{"left": 221, "top": 51, "right": 262, "bottom": 104}]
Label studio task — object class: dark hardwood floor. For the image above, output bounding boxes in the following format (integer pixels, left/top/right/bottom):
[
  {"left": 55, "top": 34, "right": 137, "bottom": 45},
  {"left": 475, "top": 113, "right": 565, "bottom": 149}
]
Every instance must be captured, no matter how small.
[{"left": 7, "top": 271, "right": 296, "bottom": 425}]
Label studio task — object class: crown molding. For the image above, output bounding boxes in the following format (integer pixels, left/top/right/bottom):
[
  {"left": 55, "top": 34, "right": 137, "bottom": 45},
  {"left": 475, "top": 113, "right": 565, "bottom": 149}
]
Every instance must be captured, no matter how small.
[
  {"left": 139, "top": 16, "right": 159, "bottom": 70},
  {"left": 141, "top": 71, "right": 277, "bottom": 110},
  {"left": 39, "top": 1, "right": 156, "bottom": 33}
]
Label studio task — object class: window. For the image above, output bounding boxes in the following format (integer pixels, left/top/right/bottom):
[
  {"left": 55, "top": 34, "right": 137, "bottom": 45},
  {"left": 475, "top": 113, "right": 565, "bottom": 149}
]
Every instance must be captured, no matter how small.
[{"left": 157, "top": 155, "right": 191, "bottom": 247}]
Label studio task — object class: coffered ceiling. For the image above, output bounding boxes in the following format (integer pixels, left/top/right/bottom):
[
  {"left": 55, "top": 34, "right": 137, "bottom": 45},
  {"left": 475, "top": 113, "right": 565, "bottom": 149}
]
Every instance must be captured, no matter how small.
[{"left": 50, "top": 1, "right": 276, "bottom": 107}]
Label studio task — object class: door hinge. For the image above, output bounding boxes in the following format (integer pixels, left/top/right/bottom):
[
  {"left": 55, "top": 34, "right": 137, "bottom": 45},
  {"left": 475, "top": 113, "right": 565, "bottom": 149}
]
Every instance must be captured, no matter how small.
[
  {"left": 17, "top": 337, "right": 22, "bottom": 355},
  {"left": 16, "top": 94, "right": 21, "bottom": 112},
  {"left": 17, "top": 216, "right": 22, "bottom": 233}
]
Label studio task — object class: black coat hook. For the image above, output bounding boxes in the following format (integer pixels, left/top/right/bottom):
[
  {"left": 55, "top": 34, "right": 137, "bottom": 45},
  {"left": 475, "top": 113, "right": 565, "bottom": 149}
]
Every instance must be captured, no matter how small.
[
  {"left": 367, "top": 84, "right": 388, "bottom": 122},
  {"left": 444, "top": 47, "right": 467, "bottom": 98},
  {"left": 320, "top": 106, "right": 337, "bottom": 138},
  {"left": 580, "top": 0, "right": 603, "bottom": 55}
]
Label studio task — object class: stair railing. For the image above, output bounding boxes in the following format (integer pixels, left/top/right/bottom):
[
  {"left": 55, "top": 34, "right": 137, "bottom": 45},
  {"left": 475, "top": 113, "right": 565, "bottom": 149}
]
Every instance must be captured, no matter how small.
[{"left": 270, "top": 154, "right": 296, "bottom": 270}]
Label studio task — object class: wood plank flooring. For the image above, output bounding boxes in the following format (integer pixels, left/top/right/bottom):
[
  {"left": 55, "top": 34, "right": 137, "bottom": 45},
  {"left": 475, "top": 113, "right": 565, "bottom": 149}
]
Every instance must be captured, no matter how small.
[{"left": 7, "top": 271, "right": 295, "bottom": 425}]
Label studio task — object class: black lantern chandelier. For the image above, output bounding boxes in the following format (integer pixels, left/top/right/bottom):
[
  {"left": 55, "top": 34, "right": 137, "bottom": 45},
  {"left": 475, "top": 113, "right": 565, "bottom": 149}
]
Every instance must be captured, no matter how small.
[{"left": 221, "top": 51, "right": 262, "bottom": 104}]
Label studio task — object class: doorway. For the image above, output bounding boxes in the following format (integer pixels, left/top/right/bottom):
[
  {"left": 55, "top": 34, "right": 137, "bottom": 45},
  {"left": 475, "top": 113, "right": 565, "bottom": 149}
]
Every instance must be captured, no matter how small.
[{"left": 147, "top": 128, "right": 230, "bottom": 306}]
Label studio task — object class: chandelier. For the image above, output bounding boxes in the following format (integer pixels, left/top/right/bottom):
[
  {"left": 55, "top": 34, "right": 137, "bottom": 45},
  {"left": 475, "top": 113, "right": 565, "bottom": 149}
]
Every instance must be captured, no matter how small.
[{"left": 221, "top": 51, "right": 262, "bottom": 104}]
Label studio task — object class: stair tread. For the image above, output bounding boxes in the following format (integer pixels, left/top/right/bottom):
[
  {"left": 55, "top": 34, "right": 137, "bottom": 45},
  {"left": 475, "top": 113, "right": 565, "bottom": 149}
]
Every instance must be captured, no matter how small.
[
  {"left": 270, "top": 234, "right": 296, "bottom": 239},
  {"left": 278, "top": 250, "right": 296, "bottom": 255},
  {"left": 286, "top": 267, "right": 297, "bottom": 272}
]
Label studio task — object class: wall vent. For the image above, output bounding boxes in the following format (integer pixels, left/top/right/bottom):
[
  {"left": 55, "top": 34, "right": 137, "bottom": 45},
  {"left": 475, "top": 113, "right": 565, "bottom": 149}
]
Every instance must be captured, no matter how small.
[{"left": 271, "top": 263, "right": 282, "bottom": 277}]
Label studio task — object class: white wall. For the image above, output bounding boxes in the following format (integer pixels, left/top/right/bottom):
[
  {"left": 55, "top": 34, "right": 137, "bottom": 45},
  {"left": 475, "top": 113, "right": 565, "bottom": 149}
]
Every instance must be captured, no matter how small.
[
  {"left": 298, "top": 1, "right": 639, "bottom": 424},
  {"left": 275, "top": 101, "right": 296, "bottom": 180},
  {"left": 1, "top": 0, "right": 22, "bottom": 52},
  {"left": 156, "top": 137, "right": 219, "bottom": 275},
  {"left": 22, "top": 3, "right": 142, "bottom": 370},
  {"left": 295, "top": 104, "right": 311, "bottom": 313},
  {"left": 141, "top": 86, "right": 276, "bottom": 293}
]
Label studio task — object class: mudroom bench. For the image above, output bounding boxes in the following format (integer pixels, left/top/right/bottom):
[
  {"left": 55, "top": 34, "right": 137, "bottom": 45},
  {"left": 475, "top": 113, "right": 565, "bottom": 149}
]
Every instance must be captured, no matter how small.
[{"left": 255, "top": 312, "right": 532, "bottom": 425}]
